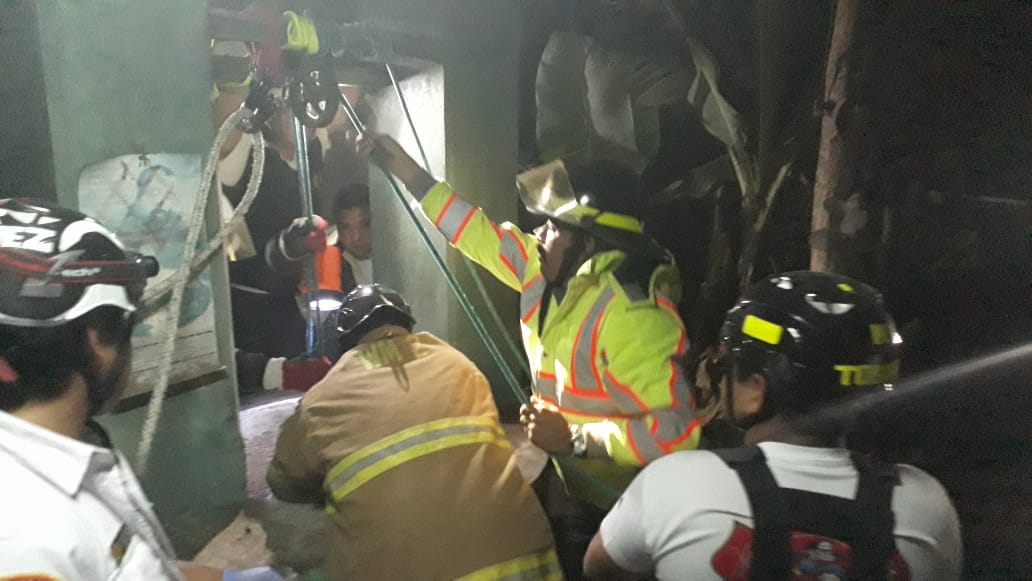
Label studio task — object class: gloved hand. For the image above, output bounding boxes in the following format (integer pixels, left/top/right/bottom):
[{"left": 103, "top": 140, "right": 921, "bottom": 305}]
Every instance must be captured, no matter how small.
[
  {"left": 281, "top": 355, "right": 332, "bottom": 392},
  {"left": 223, "top": 566, "right": 286, "bottom": 581},
  {"left": 279, "top": 215, "right": 328, "bottom": 261}
]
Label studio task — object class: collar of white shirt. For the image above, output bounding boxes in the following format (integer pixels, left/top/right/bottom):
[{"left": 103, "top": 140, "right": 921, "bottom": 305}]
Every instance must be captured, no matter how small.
[{"left": 0, "top": 410, "right": 107, "bottom": 496}]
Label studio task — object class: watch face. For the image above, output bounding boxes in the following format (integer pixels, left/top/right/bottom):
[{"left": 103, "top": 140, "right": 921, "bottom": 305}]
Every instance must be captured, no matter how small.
[{"left": 572, "top": 433, "right": 588, "bottom": 457}]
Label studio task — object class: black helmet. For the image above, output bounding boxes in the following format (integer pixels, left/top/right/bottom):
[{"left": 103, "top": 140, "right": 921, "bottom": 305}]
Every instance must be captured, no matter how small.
[
  {"left": 0, "top": 198, "right": 159, "bottom": 328},
  {"left": 337, "top": 284, "right": 415, "bottom": 350},
  {"left": 720, "top": 271, "right": 901, "bottom": 429},
  {"left": 516, "top": 159, "right": 665, "bottom": 260}
]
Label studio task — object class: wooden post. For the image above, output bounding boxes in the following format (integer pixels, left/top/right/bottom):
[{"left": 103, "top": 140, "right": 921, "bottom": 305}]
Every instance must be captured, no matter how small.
[{"left": 810, "top": 0, "right": 864, "bottom": 273}]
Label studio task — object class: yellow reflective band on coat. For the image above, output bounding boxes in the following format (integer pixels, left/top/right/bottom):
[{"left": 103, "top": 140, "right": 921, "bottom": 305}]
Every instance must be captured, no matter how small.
[
  {"left": 455, "top": 548, "right": 563, "bottom": 581},
  {"left": 742, "top": 314, "right": 784, "bottom": 345},
  {"left": 834, "top": 360, "right": 900, "bottom": 386},
  {"left": 324, "top": 416, "right": 507, "bottom": 503}
]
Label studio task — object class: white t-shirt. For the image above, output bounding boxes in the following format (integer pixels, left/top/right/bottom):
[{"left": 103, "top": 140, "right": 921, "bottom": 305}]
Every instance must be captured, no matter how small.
[
  {"left": 599, "top": 442, "right": 962, "bottom": 581},
  {"left": 343, "top": 251, "right": 373, "bottom": 287},
  {"left": 0, "top": 412, "right": 182, "bottom": 580}
]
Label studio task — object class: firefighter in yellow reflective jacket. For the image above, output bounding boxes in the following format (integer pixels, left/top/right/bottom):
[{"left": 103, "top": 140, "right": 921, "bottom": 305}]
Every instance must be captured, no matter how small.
[
  {"left": 267, "top": 285, "right": 561, "bottom": 581},
  {"left": 352, "top": 134, "right": 701, "bottom": 577}
]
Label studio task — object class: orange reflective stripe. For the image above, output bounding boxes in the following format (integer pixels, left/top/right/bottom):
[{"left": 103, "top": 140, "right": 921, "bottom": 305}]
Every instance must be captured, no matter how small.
[
  {"left": 506, "top": 229, "right": 529, "bottom": 261},
  {"left": 667, "top": 330, "right": 689, "bottom": 408},
  {"left": 656, "top": 294, "right": 678, "bottom": 313},
  {"left": 520, "top": 275, "right": 546, "bottom": 324},
  {"left": 522, "top": 272, "right": 543, "bottom": 291},
  {"left": 450, "top": 206, "right": 478, "bottom": 244},
  {"left": 433, "top": 192, "right": 458, "bottom": 226},
  {"left": 658, "top": 417, "right": 701, "bottom": 453},
  {"left": 602, "top": 369, "right": 650, "bottom": 412},
  {"left": 521, "top": 298, "right": 541, "bottom": 325},
  {"left": 499, "top": 229, "right": 529, "bottom": 280},
  {"left": 500, "top": 253, "right": 518, "bottom": 278},
  {"left": 626, "top": 421, "right": 651, "bottom": 464},
  {"left": 556, "top": 403, "right": 636, "bottom": 419}
]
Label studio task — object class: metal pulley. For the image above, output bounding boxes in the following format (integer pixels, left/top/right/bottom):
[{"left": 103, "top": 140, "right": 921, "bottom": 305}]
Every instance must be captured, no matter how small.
[
  {"left": 238, "top": 75, "right": 278, "bottom": 134},
  {"left": 283, "top": 56, "right": 340, "bottom": 129}
]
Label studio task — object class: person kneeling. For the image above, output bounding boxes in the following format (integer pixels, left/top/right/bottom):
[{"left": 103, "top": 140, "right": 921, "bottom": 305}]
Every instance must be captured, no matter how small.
[{"left": 267, "top": 284, "right": 562, "bottom": 580}]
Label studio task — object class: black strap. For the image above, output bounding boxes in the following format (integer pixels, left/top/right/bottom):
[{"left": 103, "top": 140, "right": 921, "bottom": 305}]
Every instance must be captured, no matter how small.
[
  {"left": 849, "top": 453, "right": 900, "bottom": 580},
  {"left": 712, "top": 446, "right": 899, "bottom": 581},
  {"left": 714, "top": 446, "right": 792, "bottom": 580}
]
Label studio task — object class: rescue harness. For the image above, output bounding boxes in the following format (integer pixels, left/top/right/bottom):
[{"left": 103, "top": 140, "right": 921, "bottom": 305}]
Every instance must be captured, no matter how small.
[{"left": 712, "top": 446, "right": 900, "bottom": 581}]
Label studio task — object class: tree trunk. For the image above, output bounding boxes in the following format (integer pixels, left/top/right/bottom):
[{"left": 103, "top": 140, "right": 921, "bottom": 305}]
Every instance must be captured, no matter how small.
[{"left": 810, "top": 0, "right": 865, "bottom": 274}]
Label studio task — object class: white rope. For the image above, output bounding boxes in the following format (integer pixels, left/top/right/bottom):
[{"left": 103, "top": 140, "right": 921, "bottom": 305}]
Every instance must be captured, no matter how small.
[{"left": 135, "top": 108, "right": 266, "bottom": 474}]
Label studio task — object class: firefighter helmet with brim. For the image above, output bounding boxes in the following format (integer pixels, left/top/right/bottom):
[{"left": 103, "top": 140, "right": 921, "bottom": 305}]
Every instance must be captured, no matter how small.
[
  {"left": 516, "top": 160, "right": 666, "bottom": 261},
  {"left": 516, "top": 159, "right": 645, "bottom": 231}
]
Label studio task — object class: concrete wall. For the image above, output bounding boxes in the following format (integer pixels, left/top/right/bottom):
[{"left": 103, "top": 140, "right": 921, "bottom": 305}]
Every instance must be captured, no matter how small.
[
  {"left": 5, "top": 0, "right": 246, "bottom": 557},
  {"left": 0, "top": 0, "right": 55, "bottom": 200},
  {"left": 352, "top": 0, "right": 529, "bottom": 413}
]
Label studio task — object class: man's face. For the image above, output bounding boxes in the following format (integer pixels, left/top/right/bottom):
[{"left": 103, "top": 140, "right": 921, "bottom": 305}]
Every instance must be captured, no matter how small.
[
  {"left": 535, "top": 219, "right": 584, "bottom": 284},
  {"left": 337, "top": 208, "right": 372, "bottom": 260}
]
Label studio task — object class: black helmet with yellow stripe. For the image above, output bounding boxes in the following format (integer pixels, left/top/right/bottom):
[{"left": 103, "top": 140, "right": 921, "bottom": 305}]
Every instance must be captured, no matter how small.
[
  {"left": 719, "top": 271, "right": 901, "bottom": 429},
  {"left": 516, "top": 159, "right": 666, "bottom": 261}
]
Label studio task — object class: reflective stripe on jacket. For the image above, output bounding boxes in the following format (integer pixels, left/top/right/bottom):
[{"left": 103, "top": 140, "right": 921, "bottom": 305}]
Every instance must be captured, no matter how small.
[
  {"left": 267, "top": 331, "right": 559, "bottom": 580},
  {"left": 421, "top": 183, "right": 700, "bottom": 507}
]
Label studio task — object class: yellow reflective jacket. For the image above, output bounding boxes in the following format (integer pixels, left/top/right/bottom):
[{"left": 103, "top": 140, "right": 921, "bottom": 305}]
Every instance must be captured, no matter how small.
[{"left": 422, "top": 183, "right": 701, "bottom": 508}]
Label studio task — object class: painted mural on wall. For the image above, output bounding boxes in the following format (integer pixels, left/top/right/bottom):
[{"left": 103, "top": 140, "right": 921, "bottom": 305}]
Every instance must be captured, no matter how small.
[{"left": 79, "top": 153, "right": 220, "bottom": 398}]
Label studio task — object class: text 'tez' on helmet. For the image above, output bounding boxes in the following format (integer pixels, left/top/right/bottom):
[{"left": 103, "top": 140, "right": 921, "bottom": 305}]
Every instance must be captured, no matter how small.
[
  {"left": 515, "top": 159, "right": 666, "bottom": 261},
  {"left": 0, "top": 198, "right": 159, "bottom": 328},
  {"left": 719, "top": 271, "right": 901, "bottom": 428},
  {"left": 336, "top": 284, "right": 415, "bottom": 350}
]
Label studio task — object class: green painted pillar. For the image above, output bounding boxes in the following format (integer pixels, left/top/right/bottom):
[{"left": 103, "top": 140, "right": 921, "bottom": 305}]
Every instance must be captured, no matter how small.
[{"left": 1, "top": 0, "right": 246, "bottom": 556}]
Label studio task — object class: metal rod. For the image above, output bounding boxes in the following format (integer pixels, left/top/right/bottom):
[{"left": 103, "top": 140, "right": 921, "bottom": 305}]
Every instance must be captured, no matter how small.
[
  {"left": 386, "top": 64, "right": 432, "bottom": 171},
  {"left": 291, "top": 116, "right": 322, "bottom": 355},
  {"left": 337, "top": 91, "right": 529, "bottom": 404},
  {"left": 384, "top": 63, "right": 533, "bottom": 380}
]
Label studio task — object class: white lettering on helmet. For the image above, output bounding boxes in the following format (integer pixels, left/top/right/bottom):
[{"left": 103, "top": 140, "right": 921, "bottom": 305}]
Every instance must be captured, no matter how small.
[
  {"left": 0, "top": 226, "right": 56, "bottom": 253},
  {"left": 59, "top": 267, "right": 102, "bottom": 278}
]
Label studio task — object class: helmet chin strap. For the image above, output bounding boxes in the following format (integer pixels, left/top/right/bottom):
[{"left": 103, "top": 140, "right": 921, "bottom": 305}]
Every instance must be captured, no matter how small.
[{"left": 538, "top": 230, "right": 591, "bottom": 336}]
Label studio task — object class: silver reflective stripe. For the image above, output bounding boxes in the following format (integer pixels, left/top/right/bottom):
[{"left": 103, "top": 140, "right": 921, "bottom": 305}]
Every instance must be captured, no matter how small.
[
  {"left": 569, "top": 288, "right": 615, "bottom": 394},
  {"left": 534, "top": 373, "right": 558, "bottom": 399},
  {"left": 628, "top": 418, "right": 665, "bottom": 460},
  {"left": 555, "top": 391, "right": 628, "bottom": 415},
  {"left": 499, "top": 230, "right": 529, "bottom": 281},
  {"left": 651, "top": 406, "right": 698, "bottom": 442},
  {"left": 436, "top": 195, "right": 476, "bottom": 243},
  {"left": 520, "top": 275, "right": 546, "bottom": 323}
]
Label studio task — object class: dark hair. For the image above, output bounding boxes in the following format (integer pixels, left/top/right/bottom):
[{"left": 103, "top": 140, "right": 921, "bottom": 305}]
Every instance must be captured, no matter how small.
[
  {"left": 730, "top": 360, "right": 849, "bottom": 446},
  {"left": 0, "top": 307, "right": 131, "bottom": 413},
  {"left": 333, "top": 183, "right": 370, "bottom": 216}
]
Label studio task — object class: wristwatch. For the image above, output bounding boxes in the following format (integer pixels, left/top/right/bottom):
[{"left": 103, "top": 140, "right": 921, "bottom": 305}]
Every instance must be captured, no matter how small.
[{"left": 570, "top": 425, "right": 588, "bottom": 458}]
